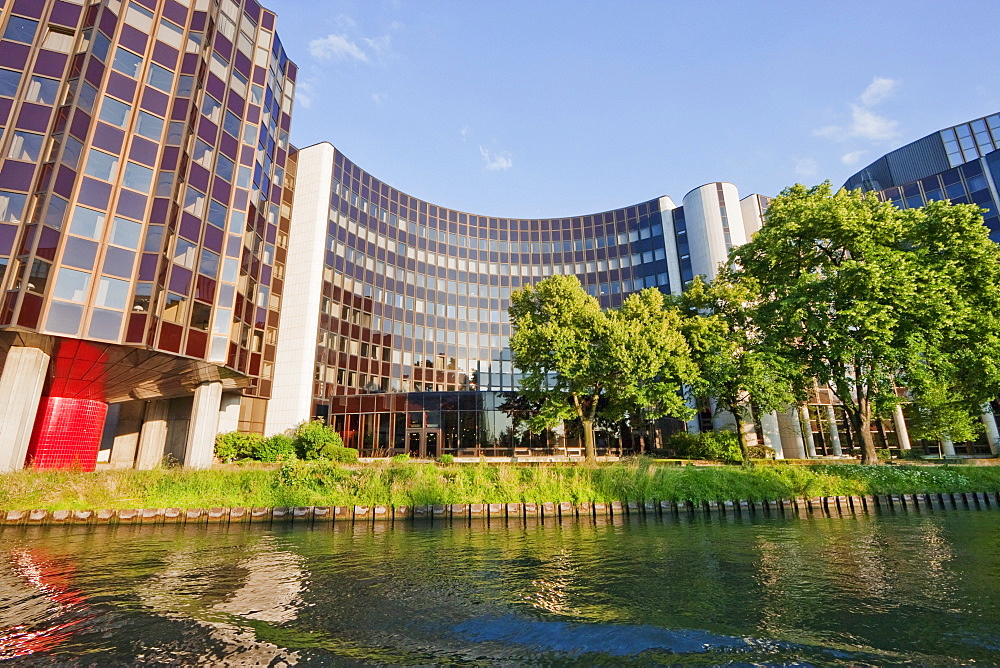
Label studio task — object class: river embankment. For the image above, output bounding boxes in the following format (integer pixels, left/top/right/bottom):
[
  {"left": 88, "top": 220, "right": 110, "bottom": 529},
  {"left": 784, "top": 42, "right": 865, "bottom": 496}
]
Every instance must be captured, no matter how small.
[{"left": 3, "top": 459, "right": 1000, "bottom": 519}]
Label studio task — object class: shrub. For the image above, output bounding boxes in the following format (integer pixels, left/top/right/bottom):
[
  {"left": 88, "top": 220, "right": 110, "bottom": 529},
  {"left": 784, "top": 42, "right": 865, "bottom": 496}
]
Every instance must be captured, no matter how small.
[
  {"left": 329, "top": 446, "right": 360, "bottom": 463},
  {"left": 214, "top": 432, "right": 264, "bottom": 462},
  {"left": 391, "top": 452, "right": 411, "bottom": 463},
  {"left": 253, "top": 434, "right": 297, "bottom": 462},
  {"left": 665, "top": 430, "right": 743, "bottom": 463},
  {"left": 439, "top": 454, "right": 455, "bottom": 464},
  {"left": 876, "top": 448, "right": 893, "bottom": 463},
  {"left": 746, "top": 445, "right": 776, "bottom": 460},
  {"left": 293, "top": 420, "right": 347, "bottom": 460}
]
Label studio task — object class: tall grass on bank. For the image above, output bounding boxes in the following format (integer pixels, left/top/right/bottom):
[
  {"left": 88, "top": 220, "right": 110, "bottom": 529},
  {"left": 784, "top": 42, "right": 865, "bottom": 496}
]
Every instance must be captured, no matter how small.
[{"left": 3, "top": 460, "right": 1000, "bottom": 512}]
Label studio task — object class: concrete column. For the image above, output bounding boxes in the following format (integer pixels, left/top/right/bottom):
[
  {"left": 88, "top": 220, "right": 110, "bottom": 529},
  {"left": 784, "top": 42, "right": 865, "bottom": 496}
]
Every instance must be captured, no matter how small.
[
  {"left": 685, "top": 391, "right": 701, "bottom": 434},
  {"left": 777, "top": 408, "right": 806, "bottom": 459},
  {"left": 824, "top": 405, "right": 843, "bottom": 456},
  {"left": 941, "top": 434, "right": 956, "bottom": 457},
  {"left": 0, "top": 346, "right": 50, "bottom": 472},
  {"left": 760, "top": 410, "right": 783, "bottom": 459},
  {"left": 893, "top": 404, "right": 912, "bottom": 451},
  {"left": 980, "top": 403, "right": 1000, "bottom": 455},
  {"left": 799, "top": 405, "right": 817, "bottom": 458},
  {"left": 185, "top": 381, "right": 223, "bottom": 469},
  {"left": 135, "top": 400, "right": 170, "bottom": 470},
  {"left": 109, "top": 402, "right": 145, "bottom": 468},
  {"left": 217, "top": 392, "right": 242, "bottom": 434}
]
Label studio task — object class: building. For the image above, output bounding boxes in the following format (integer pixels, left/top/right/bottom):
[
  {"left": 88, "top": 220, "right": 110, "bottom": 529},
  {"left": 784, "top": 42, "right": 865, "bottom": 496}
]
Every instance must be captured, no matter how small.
[
  {"left": 265, "top": 142, "right": 783, "bottom": 458},
  {"left": 844, "top": 113, "right": 1000, "bottom": 242},
  {"left": 1, "top": 1, "right": 996, "bottom": 471},
  {"left": 0, "top": 0, "right": 296, "bottom": 472}
]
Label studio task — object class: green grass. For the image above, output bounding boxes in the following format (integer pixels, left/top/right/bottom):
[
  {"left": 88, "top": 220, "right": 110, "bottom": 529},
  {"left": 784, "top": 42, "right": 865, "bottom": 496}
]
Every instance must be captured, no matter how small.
[{"left": 2, "top": 460, "right": 1000, "bottom": 512}]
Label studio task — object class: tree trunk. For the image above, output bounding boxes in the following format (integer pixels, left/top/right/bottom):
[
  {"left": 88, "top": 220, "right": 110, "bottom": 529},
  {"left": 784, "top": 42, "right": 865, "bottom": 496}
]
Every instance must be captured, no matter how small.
[
  {"left": 846, "top": 403, "right": 879, "bottom": 464},
  {"left": 733, "top": 406, "right": 750, "bottom": 461},
  {"left": 582, "top": 418, "right": 596, "bottom": 461}
]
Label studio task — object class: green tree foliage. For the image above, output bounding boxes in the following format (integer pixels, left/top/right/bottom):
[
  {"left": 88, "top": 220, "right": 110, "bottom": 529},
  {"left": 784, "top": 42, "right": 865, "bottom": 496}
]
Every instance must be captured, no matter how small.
[
  {"left": 509, "top": 275, "right": 697, "bottom": 460},
  {"left": 676, "top": 274, "right": 800, "bottom": 459},
  {"left": 292, "top": 419, "right": 357, "bottom": 462},
  {"left": 730, "top": 182, "right": 1000, "bottom": 463}
]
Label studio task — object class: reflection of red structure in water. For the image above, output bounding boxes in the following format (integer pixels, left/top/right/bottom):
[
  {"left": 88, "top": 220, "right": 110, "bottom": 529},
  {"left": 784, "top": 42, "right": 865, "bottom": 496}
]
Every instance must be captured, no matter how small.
[
  {"left": 25, "top": 340, "right": 109, "bottom": 472},
  {"left": 0, "top": 548, "right": 90, "bottom": 660}
]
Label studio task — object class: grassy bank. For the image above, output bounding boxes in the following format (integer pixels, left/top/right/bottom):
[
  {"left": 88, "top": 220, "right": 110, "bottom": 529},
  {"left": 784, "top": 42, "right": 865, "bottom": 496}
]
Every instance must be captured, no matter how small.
[{"left": 3, "top": 460, "right": 1000, "bottom": 512}]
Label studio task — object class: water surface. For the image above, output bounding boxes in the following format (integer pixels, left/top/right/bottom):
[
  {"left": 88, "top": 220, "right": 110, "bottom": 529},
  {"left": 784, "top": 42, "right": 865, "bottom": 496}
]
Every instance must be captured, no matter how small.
[{"left": 3, "top": 509, "right": 1000, "bottom": 665}]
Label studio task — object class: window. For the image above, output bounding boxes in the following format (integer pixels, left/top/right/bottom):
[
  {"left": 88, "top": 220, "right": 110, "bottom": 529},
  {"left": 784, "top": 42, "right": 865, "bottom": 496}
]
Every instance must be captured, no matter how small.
[
  {"left": 122, "top": 162, "right": 153, "bottom": 192},
  {"left": 146, "top": 63, "right": 173, "bottom": 93},
  {"left": 161, "top": 292, "right": 186, "bottom": 323},
  {"left": 7, "top": 131, "right": 43, "bottom": 161},
  {"left": 199, "top": 248, "right": 219, "bottom": 276},
  {"left": 123, "top": 2, "right": 154, "bottom": 32},
  {"left": 157, "top": 19, "right": 184, "bottom": 49},
  {"left": 84, "top": 149, "right": 119, "bottom": 181},
  {"left": 53, "top": 267, "right": 91, "bottom": 302},
  {"left": 110, "top": 217, "right": 142, "bottom": 248},
  {"left": 223, "top": 111, "right": 241, "bottom": 138},
  {"left": 42, "top": 27, "right": 74, "bottom": 53},
  {"left": 215, "top": 153, "right": 234, "bottom": 181},
  {"left": 96, "top": 276, "right": 129, "bottom": 309},
  {"left": 25, "top": 76, "right": 58, "bottom": 104},
  {"left": 201, "top": 95, "right": 222, "bottom": 124},
  {"left": 0, "top": 68, "right": 20, "bottom": 97},
  {"left": 135, "top": 111, "right": 164, "bottom": 141},
  {"left": 0, "top": 191, "right": 27, "bottom": 224},
  {"left": 3, "top": 17, "right": 38, "bottom": 44},
  {"left": 69, "top": 205, "right": 105, "bottom": 239},
  {"left": 98, "top": 97, "right": 131, "bottom": 127},
  {"left": 111, "top": 47, "right": 142, "bottom": 78},
  {"left": 173, "top": 238, "right": 197, "bottom": 269}
]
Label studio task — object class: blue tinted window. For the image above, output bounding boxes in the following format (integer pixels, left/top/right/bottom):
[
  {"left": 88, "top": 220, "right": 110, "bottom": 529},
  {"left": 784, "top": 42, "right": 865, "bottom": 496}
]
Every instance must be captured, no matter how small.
[
  {"left": 0, "top": 68, "right": 20, "bottom": 97},
  {"left": 3, "top": 16, "right": 38, "bottom": 44}
]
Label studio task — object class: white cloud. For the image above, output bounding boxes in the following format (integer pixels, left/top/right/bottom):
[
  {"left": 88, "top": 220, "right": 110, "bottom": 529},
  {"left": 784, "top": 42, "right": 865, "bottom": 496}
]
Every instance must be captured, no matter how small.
[
  {"left": 459, "top": 126, "right": 472, "bottom": 142},
  {"left": 848, "top": 104, "right": 898, "bottom": 141},
  {"left": 859, "top": 77, "right": 898, "bottom": 107},
  {"left": 794, "top": 156, "right": 819, "bottom": 178},
  {"left": 363, "top": 35, "right": 392, "bottom": 56},
  {"left": 371, "top": 92, "right": 386, "bottom": 105},
  {"left": 480, "top": 146, "right": 512, "bottom": 171},
  {"left": 841, "top": 150, "right": 865, "bottom": 165},
  {"left": 814, "top": 77, "right": 901, "bottom": 143},
  {"left": 309, "top": 34, "right": 369, "bottom": 62}
]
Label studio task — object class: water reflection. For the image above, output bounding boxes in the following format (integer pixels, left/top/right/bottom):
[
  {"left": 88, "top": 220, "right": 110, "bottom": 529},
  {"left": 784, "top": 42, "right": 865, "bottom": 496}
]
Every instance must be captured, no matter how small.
[{"left": 1, "top": 511, "right": 1000, "bottom": 664}]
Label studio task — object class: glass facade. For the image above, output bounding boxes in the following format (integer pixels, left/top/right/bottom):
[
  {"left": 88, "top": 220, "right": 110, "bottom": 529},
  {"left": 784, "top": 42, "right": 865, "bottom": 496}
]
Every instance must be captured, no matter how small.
[
  {"left": 0, "top": 0, "right": 295, "bottom": 469},
  {"left": 844, "top": 113, "right": 1000, "bottom": 241}
]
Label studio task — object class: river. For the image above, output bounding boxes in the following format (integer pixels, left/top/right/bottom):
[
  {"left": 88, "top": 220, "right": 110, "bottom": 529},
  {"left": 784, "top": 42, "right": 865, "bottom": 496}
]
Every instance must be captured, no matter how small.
[{"left": 2, "top": 508, "right": 1000, "bottom": 665}]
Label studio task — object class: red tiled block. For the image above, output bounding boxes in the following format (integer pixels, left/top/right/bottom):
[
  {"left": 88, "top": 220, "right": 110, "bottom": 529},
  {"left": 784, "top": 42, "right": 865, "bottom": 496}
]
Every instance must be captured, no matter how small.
[{"left": 26, "top": 396, "right": 108, "bottom": 472}]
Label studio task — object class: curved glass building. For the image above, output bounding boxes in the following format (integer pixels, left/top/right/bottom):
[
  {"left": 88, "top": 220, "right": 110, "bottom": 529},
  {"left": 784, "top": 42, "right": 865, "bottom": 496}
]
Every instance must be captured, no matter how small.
[{"left": 267, "top": 142, "right": 771, "bottom": 456}]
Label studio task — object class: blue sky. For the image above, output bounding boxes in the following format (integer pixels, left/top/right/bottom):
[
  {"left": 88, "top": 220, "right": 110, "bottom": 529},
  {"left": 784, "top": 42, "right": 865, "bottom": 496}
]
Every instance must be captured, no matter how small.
[{"left": 264, "top": 0, "right": 1000, "bottom": 219}]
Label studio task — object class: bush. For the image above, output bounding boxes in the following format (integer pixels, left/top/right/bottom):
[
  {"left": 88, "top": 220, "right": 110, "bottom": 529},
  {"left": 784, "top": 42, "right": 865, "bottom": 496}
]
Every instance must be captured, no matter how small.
[
  {"left": 746, "top": 445, "right": 776, "bottom": 460},
  {"left": 293, "top": 420, "right": 347, "bottom": 460},
  {"left": 665, "top": 430, "right": 743, "bottom": 463},
  {"left": 439, "top": 454, "right": 455, "bottom": 464},
  {"left": 391, "top": 452, "right": 411, "bottom": 463},
  {"left": 876, "top": 448, "right": 893, "bottom": 463},
  {"left": 253, "top": 434, "right": 297, "bottom": 462},
  {"left": 214, "top": 432, "right": 264, "bottom": 462}
]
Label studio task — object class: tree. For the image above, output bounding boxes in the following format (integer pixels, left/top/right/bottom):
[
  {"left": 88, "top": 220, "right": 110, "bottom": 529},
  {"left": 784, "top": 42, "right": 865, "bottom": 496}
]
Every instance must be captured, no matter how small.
[
  {"left": 676, "top": 274, "right": 801, "bottom": 459},
  {"left": 508, "top": 275, "right": 696, "bottom": 460},
  {"left": 730, "top": 182, "right": 1000, "bottom": 464}
]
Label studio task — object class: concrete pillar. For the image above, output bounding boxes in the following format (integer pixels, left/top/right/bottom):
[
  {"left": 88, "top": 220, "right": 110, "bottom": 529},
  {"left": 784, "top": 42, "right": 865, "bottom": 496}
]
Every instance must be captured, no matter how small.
[
  {"left": 685, "top": 391, "right": 701, "bottom": 434},
  {"left": 135, "top": 400, "right": 170, "bottom": 470},
  {"left": 109, "top": 402, "right": 145, "bottom": 468},
  {"left": 941, "top": 434, "right": 956, "bottom": 457},
  {"left": 760, "top": 410, "right": 783, "bottom": 459},
  {"left": 777, "top": 408, "right": 806, "bottom": 459},
  {"left": 185, "top": 381, "right": 223, "bottom": 469},
  {"left": 217, "top": 392, "right": 242, "bottom": 434},
  {"left": 824, "top": 405, "right": 843, "bottom": 456},
  {"left": 0, "top": 346, "right": 50, "bottom": 472},
  {"left": 981, "top": 403, "right": 1000, "bottom": 455},
  {"left": 893, "top": 404, "right": 912, "bottom": 451},
  {"left": 799, "top": 405, "right": 817, "bottom": 458}
]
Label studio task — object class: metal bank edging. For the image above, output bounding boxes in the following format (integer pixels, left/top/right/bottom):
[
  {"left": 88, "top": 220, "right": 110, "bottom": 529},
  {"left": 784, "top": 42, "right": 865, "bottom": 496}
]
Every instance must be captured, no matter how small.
[{"left": 3, "top": 491, "right": 999, "bottom": 528}]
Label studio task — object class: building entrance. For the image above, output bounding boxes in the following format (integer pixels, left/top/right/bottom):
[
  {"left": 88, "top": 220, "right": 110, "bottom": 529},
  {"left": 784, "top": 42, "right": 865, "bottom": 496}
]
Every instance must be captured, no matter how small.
[{"left": 407, "top": 430, "right": 440, "bottom": 458}]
